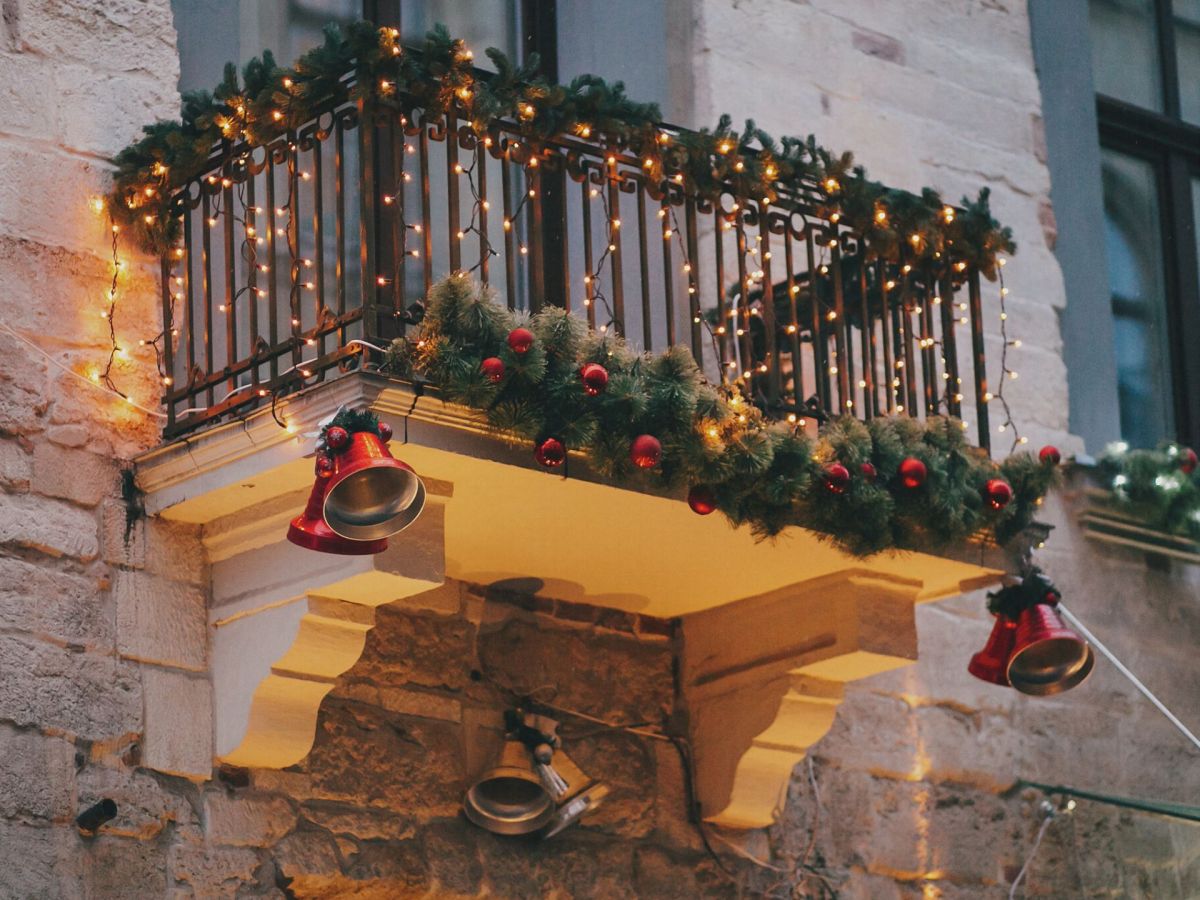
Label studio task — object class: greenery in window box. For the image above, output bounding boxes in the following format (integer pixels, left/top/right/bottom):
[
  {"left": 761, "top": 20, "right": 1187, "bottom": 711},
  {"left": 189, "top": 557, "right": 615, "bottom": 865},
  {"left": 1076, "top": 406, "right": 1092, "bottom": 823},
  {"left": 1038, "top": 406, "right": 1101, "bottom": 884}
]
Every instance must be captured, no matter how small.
[
  {"left": 1095, "top": 442, "right": 1200, "bottom": 542},
  {"left": 381, "top": 275, "right": 1054, "bottom": 558},
  {"left": 106, "top": 21, "right": 1013, "bottom": 279}
]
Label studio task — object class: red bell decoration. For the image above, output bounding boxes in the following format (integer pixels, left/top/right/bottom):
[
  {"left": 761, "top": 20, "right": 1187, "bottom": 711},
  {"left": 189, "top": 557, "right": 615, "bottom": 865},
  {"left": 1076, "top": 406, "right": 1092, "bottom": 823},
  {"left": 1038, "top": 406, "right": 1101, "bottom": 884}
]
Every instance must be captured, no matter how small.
[
  {"left": 967, "top": 615, "right": 1018, "bottom": 686},
  {"left": 580, "top": 363, "right": 609, "bottom": 397},
  {"left": 534, "top": 437, "right": 566, "bottom": 468},
  {"left": 1038, "top": 445, "right": 1061, "bottom": 466},
  {"left": 287, "top": 474, "right": 388, "bottom": 555},
  {"left": 1181, "top": 447, "right": 1198, "bottom": 475},
  {"left": 984, "top": 478, "right": 1013, "bottom": 510},
  {"left": 507, "top": 327, "right": 534, "bottom": 354},
  {"left": 687, "top": 484, "right": 717, "bottom": 515},
  {"left": 322, "top": 430, "right": 427, "bottom": 541},
  {"left": 824, "top": 462, "right": 851, "bottom": 494},
  {"left": 481, "top": 356, "right": 505, "bottom": 383},
  {"left": 630, "top": 434, "right": 662, "bottom": 469},
  {"left": 859, "top": 462, "right": 877, "bottom": 483},
  {"left": 1005, "top": 603, "right": 1094, "bottom": 696},
  {"left": 899, "top": 457, "right": 927, "bottom": 489}
]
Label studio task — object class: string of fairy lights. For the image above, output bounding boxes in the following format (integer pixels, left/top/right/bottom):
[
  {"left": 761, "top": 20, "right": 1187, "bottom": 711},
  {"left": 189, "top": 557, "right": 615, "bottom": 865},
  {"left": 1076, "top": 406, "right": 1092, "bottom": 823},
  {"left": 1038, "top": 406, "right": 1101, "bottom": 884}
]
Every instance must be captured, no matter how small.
[{"left": 11, "top": 28, "right": 1026, "bottom": 451}]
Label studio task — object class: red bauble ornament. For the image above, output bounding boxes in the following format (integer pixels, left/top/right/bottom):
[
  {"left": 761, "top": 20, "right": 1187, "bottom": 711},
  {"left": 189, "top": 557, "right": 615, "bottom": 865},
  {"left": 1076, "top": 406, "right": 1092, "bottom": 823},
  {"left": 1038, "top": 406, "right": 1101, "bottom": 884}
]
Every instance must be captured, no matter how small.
[
  {"left": 534, "top": 437, "right": 566, "bottom": 468},
  {"left": 824, "top": 462, "right": 851, "bottom": 494},
  {"left": 580, "top": 363, "right": 609, "bottom": 397},
  {"left": 899, "top": 457, "right": 927, "bottom": 489},
  {"left": 481, "top": 356, "right": 505, "bottom": 383},
  {"left": 984, "top": 478, "right": 1013, "bottom": 510},
  {"left": 507, "top": 327, "right": 534, "bottom": 354},
  {"left": 315, "top": 453, "right": 334, "bottom": 478},
  {"left": 630, "top": 434, "right": 662, "bottom": 469},
  {"left": 325, "top": 426, "right": 349, "bottom": 451},
  {"left": 859, "top": 462, "right": 877, "bottom": 483},
  {"left": 1039, "top": 445, "right": 1062, "bottom": 466},
  {"left": 687, "top": 485, "right": 717, "bottom": 515},
  {"left": 1180, "top": 447, "right": 1198, "bottom": 475},
  {"left": 377, "top": 421, "right": 393, "bottom": 443}
]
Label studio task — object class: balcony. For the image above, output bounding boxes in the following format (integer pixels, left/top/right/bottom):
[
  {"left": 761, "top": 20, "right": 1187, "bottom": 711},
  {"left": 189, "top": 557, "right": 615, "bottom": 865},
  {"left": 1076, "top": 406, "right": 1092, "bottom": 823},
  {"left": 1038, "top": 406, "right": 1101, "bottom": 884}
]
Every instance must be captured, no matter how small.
[
  {"left": 151, "top": 48, "right": 1000, "bottom": 453},
  {"left": 125, "top": 28, "right": 1034, "bottom": 830}
]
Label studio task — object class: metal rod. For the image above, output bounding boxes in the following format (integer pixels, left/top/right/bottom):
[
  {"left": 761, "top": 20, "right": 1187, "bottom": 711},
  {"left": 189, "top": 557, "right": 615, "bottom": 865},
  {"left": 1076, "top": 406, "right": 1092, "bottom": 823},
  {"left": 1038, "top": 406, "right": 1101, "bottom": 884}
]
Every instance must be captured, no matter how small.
[{"left": 1057, "top": 603, "right": 1200, "bottom": 754}]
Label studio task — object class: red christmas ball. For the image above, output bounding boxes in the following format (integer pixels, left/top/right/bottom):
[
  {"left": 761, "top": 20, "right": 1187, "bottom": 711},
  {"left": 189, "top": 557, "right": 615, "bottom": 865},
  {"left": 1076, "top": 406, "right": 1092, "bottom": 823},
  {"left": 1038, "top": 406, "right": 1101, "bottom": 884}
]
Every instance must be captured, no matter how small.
[
  {"left": 1180, "top": 447, "right": 1198, "bottom": 475},
  {"left": 687, "top": 485, "right": 717, "bottom": 515},
  {"left": 377, "top": 421, "right": 393, "bottom": 443},
  {"left": 824, "top": 462, "right": 851, "bottom": 494},
  {"left": 315, "top": 453, "right": 334, "bottom": 478},
  {"left": 984, "top": 478, "right": 1013, "bottom": 510},
  {"left": 1039, "top": 445, "right": 1062, "bottom": 466},
  {"left": 481, "top": 356, "right": 505, "bottom": 383},
  {"left": 325, "top": 426, "right": 349, "bottom": 451},
  {"left": 534, "top": 437, "right": 566, "bottom": 468},
  {"left": 630, "top": 434, "right": 662, "bottom": 469},
  {"left": 859, "top": 462, "right": 878, "bottom": 483},
  {"left": 580, "top": 363, "right": 609, "bottom": 397},
  {"left": 899, "top": 457, "right": 927, "bottom": 489},
  {"left": 507, "top": 327, "right": 534, "bottom": 354}
]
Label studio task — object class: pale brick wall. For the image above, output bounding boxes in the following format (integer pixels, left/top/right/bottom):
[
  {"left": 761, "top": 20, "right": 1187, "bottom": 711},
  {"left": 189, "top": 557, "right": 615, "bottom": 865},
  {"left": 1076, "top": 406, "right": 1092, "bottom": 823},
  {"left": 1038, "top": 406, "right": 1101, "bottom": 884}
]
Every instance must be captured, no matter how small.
[{"left": 1, "top": 0, "right": 1198, "bottom": 898}]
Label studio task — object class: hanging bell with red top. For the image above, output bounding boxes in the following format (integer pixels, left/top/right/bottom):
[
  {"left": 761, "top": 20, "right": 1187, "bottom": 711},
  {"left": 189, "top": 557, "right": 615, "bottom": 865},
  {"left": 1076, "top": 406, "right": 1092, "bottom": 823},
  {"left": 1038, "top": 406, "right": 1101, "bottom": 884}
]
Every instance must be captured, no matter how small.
[
  {"left": 287, "top": 460, "right": 389, "bottom": 555},
  {"left": 322, "top": 430, "right": 427, "bottom": 541},
  {"left": 1005, "top": 602, "right": 1094, "bottom": 696},
  {"left": 967, "top": 615, "right": 1018, "bottom": 687}
]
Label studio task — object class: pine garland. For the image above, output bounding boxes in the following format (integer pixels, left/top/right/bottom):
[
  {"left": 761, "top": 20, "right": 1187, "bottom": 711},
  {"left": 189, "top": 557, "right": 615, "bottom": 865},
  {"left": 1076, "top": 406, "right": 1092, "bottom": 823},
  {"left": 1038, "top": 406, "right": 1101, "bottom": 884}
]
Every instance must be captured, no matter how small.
[
  {"left": 381, "top": 275, "right": 1054, "bottom": 557},
  {"left": 106, "top": 22, "right": 1014, "bottom": 277},
  {"left": 1096, "top": 442, "right": 1200, "bottom": 542}
]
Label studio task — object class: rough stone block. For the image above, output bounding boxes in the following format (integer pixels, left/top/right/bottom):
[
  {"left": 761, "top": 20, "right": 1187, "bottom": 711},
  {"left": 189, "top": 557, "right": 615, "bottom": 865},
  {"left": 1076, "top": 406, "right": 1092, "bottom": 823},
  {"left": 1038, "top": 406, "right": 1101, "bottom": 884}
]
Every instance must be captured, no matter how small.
[
  {"left": 0, "top": 556, "right": 111, "bottom": 649},
  {"left": 32, "top": 442, "right": 117, "bottom": 508},
  {"left": 0, "top": 492, "right": 99, "bottom": 560},
  {"left": 169, "top": 842, "right": 261, "bottom": 897},
  {"left": 0, "top": 438, "right": 31, "bottom": 489},
  {"left": 0, "top": 724, "right": 76, "bottom": 821},
  {"left": 115, "top": 570, "right": 207, "bottom": 670},
  {"left": 77, "top": 764, "right": 197, "bottom": 842},
  {"left": 142, "top": 665, "right": 213, "bottom": 780},
  {"left": 204, "top": 792, "right": 296, "bottom": 847},
  {"left": 0, "top": 634, "right": 141, "bottom": 739}
]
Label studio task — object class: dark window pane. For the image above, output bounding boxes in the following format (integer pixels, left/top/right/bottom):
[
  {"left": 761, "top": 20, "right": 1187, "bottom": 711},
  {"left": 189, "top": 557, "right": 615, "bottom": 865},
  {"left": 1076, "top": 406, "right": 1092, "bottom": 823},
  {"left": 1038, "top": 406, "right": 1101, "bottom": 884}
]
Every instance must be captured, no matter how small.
[
  {"left": 1177, "top": 0, "right": 1200, "bottom": 123},
  {"left": 398, "top": 1, "right": 519, "bottom": 70},
  {"left": 1101, "top": 150, "right": 1175, "bottom": 446},
  {"left": 173, "top": 0, "right": 360, "bottom": 93},
  {"left": 1089, "top": 0, "right": 1163, "bottom": 112}
]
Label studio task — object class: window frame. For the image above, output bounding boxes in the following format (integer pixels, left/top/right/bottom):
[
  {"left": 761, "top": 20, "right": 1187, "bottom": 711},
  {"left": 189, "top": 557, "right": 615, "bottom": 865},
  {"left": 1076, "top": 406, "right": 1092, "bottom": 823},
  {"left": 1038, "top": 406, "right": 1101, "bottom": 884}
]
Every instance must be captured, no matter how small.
[{"left": 1095, "top": 0, "right": 1200, "bottom": 448}]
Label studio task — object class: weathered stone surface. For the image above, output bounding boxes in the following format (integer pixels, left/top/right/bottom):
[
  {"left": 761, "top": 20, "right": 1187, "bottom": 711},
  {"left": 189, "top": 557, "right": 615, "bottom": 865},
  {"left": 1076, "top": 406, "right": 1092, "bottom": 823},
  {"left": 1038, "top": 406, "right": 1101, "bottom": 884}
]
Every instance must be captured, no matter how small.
[
  {"left": 299, "top": 803, "right": 415, "bottom": 842},
  {"left": 476, "top": 617, "right": 674, "bottom": 724},
  {"left": 0, "top": 556, "right": 111, "bottom": 649},
  {"left": 349, "top": 605, "right": 475, "bottom": 692},
  {"left": 0, "top": 634, "right": 141, "bottom": 739},
  {"left": 169, "top": 842, "right": 262, "bottom": 897},
  {"left": 76, "top": 764, "right": 197, "bottom": 842},
  {"left": 302, "top": 702, "right": 464, "bottom": 817},
  {"left": 32, "top": 442, "right": 118, "bottom": 508},
  {"left": 0, "top": 725, "right": 76, "bottom": 821},
  {"left": 0, "top": 492, "right": 99, "bottom": 560},
  {"left": 114, "top": 569, "right": 207, "bottom": 670},
  {"left": 0, "top": 438, "right": 32, "bottom": 489},
  {"left": 204, "top": 791, "right": 296, "bottom": 847},
  {"left": 142, "top": 666, "right": 213, "bottom": 779}
]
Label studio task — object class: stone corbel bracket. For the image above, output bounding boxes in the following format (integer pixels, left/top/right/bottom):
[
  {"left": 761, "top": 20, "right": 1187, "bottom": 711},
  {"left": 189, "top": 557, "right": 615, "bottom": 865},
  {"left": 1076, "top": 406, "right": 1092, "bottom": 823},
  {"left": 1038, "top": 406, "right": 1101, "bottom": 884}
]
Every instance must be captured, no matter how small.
[
  {"left": 680, "top": 569, "right": 997, "bottom": 829},
  {"left": 204, "top": 491, "right": 447, "bottom": 768}
]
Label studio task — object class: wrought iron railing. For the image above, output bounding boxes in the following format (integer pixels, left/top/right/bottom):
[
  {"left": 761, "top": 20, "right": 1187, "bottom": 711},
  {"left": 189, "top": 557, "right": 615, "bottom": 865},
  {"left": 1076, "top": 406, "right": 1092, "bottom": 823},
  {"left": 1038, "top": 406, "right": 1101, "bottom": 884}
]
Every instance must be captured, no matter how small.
[{"left": 159, "top": 71, "right": 994, "bottom": 452}]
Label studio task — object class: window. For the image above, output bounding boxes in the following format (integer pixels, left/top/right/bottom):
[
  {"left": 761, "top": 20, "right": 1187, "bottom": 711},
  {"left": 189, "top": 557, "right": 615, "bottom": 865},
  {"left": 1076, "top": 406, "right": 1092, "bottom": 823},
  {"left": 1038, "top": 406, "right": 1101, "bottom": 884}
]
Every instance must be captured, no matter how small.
[{"left": 1089, "top": 0, "right": 1200, "bottom": 448}]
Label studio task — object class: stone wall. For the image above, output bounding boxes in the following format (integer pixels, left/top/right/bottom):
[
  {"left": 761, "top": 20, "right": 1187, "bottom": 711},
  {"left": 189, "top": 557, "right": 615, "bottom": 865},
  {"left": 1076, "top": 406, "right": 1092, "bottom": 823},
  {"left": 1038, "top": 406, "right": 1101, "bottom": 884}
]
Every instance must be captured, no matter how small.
[{"left": 1, "top": 0, "right": 1199, "bottom": 898}]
